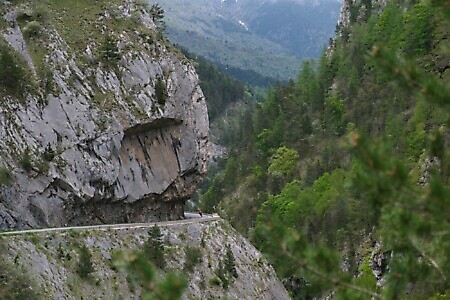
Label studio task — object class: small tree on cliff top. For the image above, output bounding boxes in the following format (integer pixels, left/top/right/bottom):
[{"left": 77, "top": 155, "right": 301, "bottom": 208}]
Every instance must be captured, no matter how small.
[{"left": 150, "top": 4, "right": 165, "bottom": 32}]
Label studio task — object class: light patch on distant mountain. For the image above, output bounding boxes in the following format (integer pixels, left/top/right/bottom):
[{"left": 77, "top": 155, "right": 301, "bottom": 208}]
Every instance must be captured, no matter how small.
[{"left": 238, "top": 20, "right": 249, "bottom": 30}]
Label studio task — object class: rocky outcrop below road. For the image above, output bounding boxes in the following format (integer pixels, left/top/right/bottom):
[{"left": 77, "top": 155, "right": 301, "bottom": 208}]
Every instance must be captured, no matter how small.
[
  {"left": 0, "top": 219, "right": 289, "bottom": 299},
  {"left": 0, "top": 0, "right": 208, "bottom": 229}
]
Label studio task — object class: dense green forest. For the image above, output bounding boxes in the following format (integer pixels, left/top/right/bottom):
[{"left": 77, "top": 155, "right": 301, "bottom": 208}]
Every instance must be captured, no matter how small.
[
  {"left": 180, "top": 49, "right": 247, "bottom": 122},
  {"left": 198, "top": 0, "right": 449, "bottom": 298}
]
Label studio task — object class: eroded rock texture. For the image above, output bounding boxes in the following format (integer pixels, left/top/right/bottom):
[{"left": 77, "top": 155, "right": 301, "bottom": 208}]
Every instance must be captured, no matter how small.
[{"left": 0, "top": 1, "right": 209, "bottom": 229}]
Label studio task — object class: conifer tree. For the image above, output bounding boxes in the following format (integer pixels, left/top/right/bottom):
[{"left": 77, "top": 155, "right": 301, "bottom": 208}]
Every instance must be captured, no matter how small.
[
  {"left": 150, "top": 4, "right": 165, "bottom": 32},
  {"left": 144, "top": 225, "right": 166, "bottom": 269},
  {"left": 200, "top": 0, "right": 449, "bottom": 298}
]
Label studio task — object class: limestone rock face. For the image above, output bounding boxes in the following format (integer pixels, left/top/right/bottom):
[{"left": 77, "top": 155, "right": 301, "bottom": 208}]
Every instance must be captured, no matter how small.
[
  {"left": 0, "top": 219, "right": 290, "bottom": 299},
  {"left": 335, "top": 0, "right": 386, "bottom": 37},
  {"left": 0, "top": 1, "right": 209, "bottom": 229}
]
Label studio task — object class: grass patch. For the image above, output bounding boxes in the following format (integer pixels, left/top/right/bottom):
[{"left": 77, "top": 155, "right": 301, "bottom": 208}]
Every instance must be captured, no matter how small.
[
  {"left": 26, "top": 233, "right": 42, "bottom": 247},
  {"left": 0, "top": 167, "right": 13, "bottom": 186},
  {"left": 15, "top": 3, "right": 50, "bottom": 77},
  {"left": 0, "top": 42, "right": 33, "bottom": 99},
  {"left": 44, "top": 0, "right": 148, "bottom": 54},
  {"left": 184, "top": 246, "right": 202, "bottom": 273},
  {"left": 11, "top": 0, "right": 154, "bottom": 70},
  {"left": 0, "top": 258, "right": 42, "bottom": 299}
]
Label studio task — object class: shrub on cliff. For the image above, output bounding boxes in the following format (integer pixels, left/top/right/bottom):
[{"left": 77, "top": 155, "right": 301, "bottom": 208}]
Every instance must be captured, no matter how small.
[
  {"left": 99, "top": 35, "right": 120, "bottom": 67},
  {"left": 155, "top": 77, "right": 168, "bottom": 107},
  {"left": 0, "top": 262, "right": 41, "bottom": 299},
  {"left": 0, "top": 46, "right": 27, "bottom": 97},
  {"left": 77, "top": 245, "right": 94, "bottom": 279},
  {"left": 184, "top": 246, "right": 202, "bottom": 273},
  {"left": 0, "top": 167, "right": 13, "bottom": 186},
  {"left": 19, "top": 148, "right": 33, "bottom": 172},
  {"left": 22, "top": 21, "right": 42, "bottom": 38}
]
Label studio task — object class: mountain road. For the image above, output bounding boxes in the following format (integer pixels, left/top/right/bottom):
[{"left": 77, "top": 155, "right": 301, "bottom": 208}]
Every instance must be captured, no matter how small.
[{"left": 0, "top": 213, "right": 220, "bottom": 236}]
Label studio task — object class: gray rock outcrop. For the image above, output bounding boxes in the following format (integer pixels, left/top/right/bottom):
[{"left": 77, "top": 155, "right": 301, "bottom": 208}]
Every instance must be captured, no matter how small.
[
  {"left": 0, "top": 1, "right": 209, "bottom": 229},
  {"left": 0, "top": 219, "right": 290, "bottom": 299}
]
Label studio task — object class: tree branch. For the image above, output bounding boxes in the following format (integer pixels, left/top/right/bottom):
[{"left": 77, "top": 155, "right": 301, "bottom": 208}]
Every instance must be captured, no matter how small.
[
  {"left": 281, "top": 246, "right": 383, "bottom": 299},
  {"left": 409, "top": 236, "right": 446, "bottom": 282}
]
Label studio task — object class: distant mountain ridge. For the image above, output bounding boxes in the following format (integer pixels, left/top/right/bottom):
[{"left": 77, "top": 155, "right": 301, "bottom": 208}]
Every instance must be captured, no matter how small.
[{"left": 155, "top": 0, "right": 341, "bottom": 84}]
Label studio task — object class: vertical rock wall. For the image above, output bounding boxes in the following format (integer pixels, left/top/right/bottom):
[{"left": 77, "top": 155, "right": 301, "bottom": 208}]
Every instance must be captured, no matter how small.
[{"left": 0, "top": 0, "right": 209, "bottom": 229}]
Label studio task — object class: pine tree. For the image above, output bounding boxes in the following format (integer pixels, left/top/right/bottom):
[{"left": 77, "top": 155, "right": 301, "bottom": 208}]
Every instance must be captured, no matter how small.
[
  {"left": 77, "top": 246, "right": 94, "bottom": 279},
  {"left": 99, "top": 35, "right": 120, "bottom": 66},
  {"left": 224, "top": 244, "right": 238, "bottom": 278},
  {"left": 144, "top": 225, "right": 166, "bottom": 269},
  {"left": 150, "top": 4, "right": 165, "bottom": 32},
  {"left": 202, "top": 0, "right": 449, "bottom": 298}
]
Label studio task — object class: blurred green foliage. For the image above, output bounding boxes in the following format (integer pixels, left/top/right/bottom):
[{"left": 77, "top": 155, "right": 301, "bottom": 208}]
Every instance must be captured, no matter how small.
[
  {"left": 199, "top": 0, "right": 449, "bottom": 298},
  {"left": 113, "top": 251, "right": 186, "bottom": 300}
]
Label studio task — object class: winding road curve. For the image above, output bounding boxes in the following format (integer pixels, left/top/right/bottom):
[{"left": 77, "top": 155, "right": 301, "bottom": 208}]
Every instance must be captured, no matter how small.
[{"left": 0, "top": 213, "right": 220, "bottom": 236}]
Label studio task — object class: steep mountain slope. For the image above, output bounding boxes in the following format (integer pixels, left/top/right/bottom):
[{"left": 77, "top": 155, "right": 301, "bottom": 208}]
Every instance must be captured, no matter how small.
[
  {"left": 199, "top": 0, "right": 449, "bottom": 297},
  {"left": 155, "top": 0, "right": 341, "bottom": 83},
  {"left": 0, "top": 219, "right": 289, "bottom": 299},
  {"left": 0, "top": 0, "right": 208, "bottom": 229},
  {"left": 240, "top": 0, "right": 341, "bottom": 57}
]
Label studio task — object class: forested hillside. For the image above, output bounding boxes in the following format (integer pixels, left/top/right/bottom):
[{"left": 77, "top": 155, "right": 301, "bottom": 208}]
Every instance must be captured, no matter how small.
[
  {"left": 199, "top": 0, "right": 449, "bottom": 298},
  {"left": 155, "top": 0, "right": 340, "bottom": 85},
  {"left": 181, "top": 49, "right": 246, "bottom": 122}
]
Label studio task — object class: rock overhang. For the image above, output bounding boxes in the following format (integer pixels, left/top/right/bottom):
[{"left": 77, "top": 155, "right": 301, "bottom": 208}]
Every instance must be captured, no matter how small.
[{"left": 0, "top": 0, "right": 209, "bottom": 229}]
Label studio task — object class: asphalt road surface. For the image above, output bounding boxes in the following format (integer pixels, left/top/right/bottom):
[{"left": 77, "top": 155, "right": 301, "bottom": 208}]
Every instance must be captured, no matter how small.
[{"left": 0, "top": 213, "right": 220, "bottom": 236}]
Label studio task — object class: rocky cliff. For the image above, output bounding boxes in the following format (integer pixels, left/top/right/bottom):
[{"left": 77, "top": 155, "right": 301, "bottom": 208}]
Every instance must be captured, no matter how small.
[
  {"left": 0, "top": 218, "right": 290, "bottom": 299},
  {"left": 0, "top": 0, "right": 209, "bottom": 229},
  {"left": 336, "top": 0, "right": 386, "bottom": 36}
]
